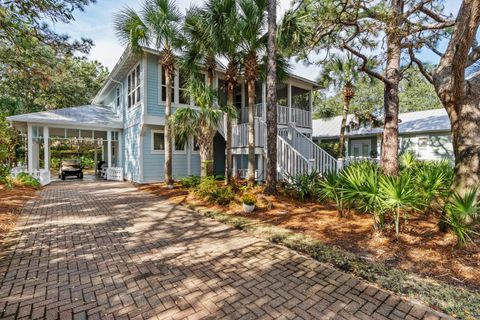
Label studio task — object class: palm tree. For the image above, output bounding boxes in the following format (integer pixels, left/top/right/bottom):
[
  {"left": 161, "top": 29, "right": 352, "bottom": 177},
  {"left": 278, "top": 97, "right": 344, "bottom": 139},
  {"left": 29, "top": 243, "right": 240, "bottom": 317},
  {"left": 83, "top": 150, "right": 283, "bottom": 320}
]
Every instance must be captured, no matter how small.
[
  {"left": 264, "top": 0, "right": 277, "bottom": 194},
  {"left": 205, "top": 0, "right": 241, "bottom": 185},
  {"left": 170, "top": 79, "right": 222, "bottom": 177},
  {"left": 318, "top": 54, "right": 361, "bottom": 159},
  {"left": 238, "top": 0, "right": 268, "bottom": 186},
  {"left": 114, "top": 0, "right": 182, "bottom": 185}
]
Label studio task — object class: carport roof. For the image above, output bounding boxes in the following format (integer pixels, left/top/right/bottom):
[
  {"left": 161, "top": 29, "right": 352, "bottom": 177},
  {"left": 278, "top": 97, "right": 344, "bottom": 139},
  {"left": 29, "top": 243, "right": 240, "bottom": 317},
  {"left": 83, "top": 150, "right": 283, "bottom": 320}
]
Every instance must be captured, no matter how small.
[{"left": 7, "top": 105, "right": 123, "bottom": 131}]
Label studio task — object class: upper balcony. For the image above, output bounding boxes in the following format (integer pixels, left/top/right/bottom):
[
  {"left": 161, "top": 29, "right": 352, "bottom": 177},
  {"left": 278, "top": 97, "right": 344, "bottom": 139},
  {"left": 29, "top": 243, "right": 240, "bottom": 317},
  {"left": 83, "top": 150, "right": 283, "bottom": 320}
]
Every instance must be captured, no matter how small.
[{"left": 234, "top": 82, "right": 313, "bottom": 128}]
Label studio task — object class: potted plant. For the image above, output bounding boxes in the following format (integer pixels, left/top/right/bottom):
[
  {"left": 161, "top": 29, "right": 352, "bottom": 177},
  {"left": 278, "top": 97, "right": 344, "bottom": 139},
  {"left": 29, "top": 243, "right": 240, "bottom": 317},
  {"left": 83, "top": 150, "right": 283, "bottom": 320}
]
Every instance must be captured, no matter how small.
[{"left": 242, "top": 193, "right": 257, "bottom": 213}]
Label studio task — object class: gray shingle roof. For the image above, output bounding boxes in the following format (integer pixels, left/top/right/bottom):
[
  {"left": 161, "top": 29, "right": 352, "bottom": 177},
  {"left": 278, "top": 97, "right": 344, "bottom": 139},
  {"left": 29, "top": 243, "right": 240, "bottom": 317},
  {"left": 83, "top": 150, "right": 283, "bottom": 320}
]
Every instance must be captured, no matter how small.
[
  {"left": 7, "top": 105, "right": 123, "bottom": 129},
  {"left": 312, "top": 108, "right": 450, "bottom": 139}
]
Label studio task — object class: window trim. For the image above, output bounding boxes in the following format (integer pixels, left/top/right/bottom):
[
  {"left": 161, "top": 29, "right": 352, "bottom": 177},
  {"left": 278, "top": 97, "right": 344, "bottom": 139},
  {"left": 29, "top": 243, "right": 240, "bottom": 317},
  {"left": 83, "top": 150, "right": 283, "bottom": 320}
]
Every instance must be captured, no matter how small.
[
  {"left": 191, "top": 136, "right": 200, "bottom": 154},
  {"left": 115, "top": 86, "right": 120, "bottom": 108},
  {"left": 173, "top": 136, "right": 187, "bottom": 154},
  {"left": 127, "top": 63, "right": 141, "bottom": 109},
  {"left": 151, "top": 129, "right": 165, "bottom": 154}
]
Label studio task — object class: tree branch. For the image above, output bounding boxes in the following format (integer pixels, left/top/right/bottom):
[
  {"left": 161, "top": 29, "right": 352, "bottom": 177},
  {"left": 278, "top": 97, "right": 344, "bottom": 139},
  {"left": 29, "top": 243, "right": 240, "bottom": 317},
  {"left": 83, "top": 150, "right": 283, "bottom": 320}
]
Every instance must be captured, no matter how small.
[
  {"left": 467, "top": 45, "right": 480, "bottom": 67},
  {"left": 407, "top": 20, "right": 455, "bottom": 35},
  {"left": 408, "top": 46, "right": 433, "bottom": 84},
  {"left": 341, "top": 43, "right": 387, "bottom": 83},
  {"left": 404, "top": 0, "right": 434, "bottom": 18},
  {"left": 418, "top": 6, "right": 451, "bottom": 23}
]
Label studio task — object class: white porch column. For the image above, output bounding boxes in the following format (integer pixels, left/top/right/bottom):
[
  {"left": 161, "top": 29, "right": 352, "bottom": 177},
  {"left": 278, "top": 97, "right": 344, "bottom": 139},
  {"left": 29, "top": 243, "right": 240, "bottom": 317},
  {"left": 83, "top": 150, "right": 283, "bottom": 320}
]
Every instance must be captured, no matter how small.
[
  {"left": 101, "top": 138, "right": 105, "bottom": 161},
  {"left": 257, "top": 154, "right": 264, "bottom": 181},
  {"left": 118, "top": 131, "right": 123, "bottom": 168},
  {"left": 232, "top": 155, "right": 237, "bottom": 178},
  {"left": 94, "top": 140, "right": 98, "bottom": 176},
  {"left": 107, "top": 130, "right": 112, "bottom": 168},
  {"left": 261, "top": 82, "right": 266, "bottom": 120},
  {"left": 27, "top": 124, "right": 33, "bottom": 173},
  {"left": 43, "top": 126, "right": 49, "bottom": 170},
  {"left": 287, "top": 84, "right": 292, "bottom": 123}
]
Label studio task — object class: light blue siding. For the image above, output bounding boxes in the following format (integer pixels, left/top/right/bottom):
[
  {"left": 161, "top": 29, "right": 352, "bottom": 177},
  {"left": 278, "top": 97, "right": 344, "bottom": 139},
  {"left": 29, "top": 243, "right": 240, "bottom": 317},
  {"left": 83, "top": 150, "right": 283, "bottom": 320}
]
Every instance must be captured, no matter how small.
[
  {"left": 124, "top": 123, "right": 140, "bottom": 181},
  {"left": 191, "top": 155, "right": 201, "bottom": 176},
  {"left": 146, "top": 54, "right": 166, "bottom": 117},
  {"left": 142, "top": 125, "right": 194, "bottom": 181}
]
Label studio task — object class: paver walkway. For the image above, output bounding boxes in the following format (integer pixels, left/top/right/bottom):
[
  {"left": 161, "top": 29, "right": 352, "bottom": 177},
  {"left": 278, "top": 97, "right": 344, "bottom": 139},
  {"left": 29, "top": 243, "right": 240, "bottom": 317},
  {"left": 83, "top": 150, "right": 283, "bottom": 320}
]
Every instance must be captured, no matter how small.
[{"left": 0, "top": 180, "right": 450, "bottom": 320}]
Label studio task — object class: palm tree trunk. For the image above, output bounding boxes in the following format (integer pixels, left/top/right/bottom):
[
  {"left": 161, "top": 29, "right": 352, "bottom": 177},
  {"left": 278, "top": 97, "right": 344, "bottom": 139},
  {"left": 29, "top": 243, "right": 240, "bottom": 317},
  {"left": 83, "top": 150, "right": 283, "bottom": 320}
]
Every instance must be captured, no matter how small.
[
  {"left": 265, "top": 0, "right": 277, "bottom": 194},
  {"left": 337, "top": 93, "right": 352, "bottom": 159},
  {"left": 164, "top": 69, "right": 174, "bottom": 184},
  {"left": 247, "top": 79, "right": 256, "bottom": 186},
  {"left": 225, "top": 88, "right": 234, "bottom": 184},
  {"left": 200, "top": 129, "right": 215, "bottom": 177}
]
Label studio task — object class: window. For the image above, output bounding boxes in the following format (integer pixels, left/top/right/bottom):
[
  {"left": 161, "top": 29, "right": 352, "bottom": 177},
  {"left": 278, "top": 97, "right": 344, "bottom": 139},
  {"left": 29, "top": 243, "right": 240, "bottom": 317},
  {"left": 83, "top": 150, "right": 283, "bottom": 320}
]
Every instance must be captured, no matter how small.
[
  {"left": 116, "top": 87, "right": 120, "bottom": 107},
  {"left": 418, "top": 136, "right": 428, "bottom": 149},
  {"left": 179, "top": 72, "right": 189, "bottom": 105},
  {"left": 152, "top": 131, "right": 165, "bottom": 152},
  {"left": 174, "top": 138, "right": 186, "bottom": 153},
  {"left": 161, "top": 67, "right": 175, "bottom": 102},
  {"left": 127, "top": 65, "right": 141, "bottom": 108},
  {"left": 192, "top": 136, "right": 200, "bottom": 152}
]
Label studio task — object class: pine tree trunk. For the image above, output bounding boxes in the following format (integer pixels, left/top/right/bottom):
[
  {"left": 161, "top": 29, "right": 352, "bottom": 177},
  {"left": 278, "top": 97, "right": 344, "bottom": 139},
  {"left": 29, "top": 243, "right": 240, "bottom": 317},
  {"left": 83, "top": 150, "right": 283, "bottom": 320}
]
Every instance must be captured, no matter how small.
[
  {"left": 337, "top": 93, "right": 351, "bottom": 159},
  {"left": 265, "top": 0, "right": 277, "bottom": 194},
  {"left": 247, "top": 79, "right": 256, "bottom": 186},
  {"left": 380, "top": 25, "right": 401, "bottom": 176},
  {"left": 225, "top": 88, "right": 234, "bottom": 184},
  {"left": 450, "top": 101, "right": 480, "bottom": 195},
  {"left": 164, "top": 69, "right": 173, "bottom": 184}
]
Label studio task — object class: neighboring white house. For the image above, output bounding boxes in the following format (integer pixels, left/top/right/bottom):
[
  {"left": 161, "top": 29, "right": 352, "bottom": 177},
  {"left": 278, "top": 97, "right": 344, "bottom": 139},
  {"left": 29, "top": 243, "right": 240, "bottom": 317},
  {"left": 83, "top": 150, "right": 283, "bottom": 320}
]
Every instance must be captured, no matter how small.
[
  {"left": 312, "top": 108, "right": 454, "bottom": 161},
  {"left": 7, "top": 47, "right": 339, "bottom": 183}
]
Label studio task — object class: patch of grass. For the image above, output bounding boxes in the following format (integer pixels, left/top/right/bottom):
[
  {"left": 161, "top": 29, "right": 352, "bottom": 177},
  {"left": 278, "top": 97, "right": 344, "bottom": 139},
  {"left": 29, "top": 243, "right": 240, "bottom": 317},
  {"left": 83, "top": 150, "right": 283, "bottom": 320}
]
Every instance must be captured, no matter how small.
[{"left": 194, "top": 207, "right": 479, "bottom": 319}]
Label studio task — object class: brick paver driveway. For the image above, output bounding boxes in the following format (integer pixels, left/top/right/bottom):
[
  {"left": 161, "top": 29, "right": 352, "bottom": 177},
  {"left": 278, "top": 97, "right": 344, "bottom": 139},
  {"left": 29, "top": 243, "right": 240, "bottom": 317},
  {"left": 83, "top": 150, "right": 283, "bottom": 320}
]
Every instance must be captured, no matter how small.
[{"left": 0, "top": 180, "right": 450, "bottom": 320}]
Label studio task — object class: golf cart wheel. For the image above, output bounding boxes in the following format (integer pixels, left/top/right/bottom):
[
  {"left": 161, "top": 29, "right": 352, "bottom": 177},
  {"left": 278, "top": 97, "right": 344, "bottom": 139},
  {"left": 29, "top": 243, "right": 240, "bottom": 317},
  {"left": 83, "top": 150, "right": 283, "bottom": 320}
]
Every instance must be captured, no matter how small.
[{"left": 61, "top": 173, "right": 66, "bottom": 180}]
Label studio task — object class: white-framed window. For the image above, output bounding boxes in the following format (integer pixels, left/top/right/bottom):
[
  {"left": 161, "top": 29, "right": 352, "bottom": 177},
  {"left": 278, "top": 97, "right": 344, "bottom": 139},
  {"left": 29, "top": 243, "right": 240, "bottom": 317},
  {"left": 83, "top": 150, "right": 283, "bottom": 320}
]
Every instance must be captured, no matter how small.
[
  {"left": 160, "top": 66, "right": 175, "bottom": 103},
  {"left": 116, "top": 87, "right": 120, "bottom": 107},
  {"left": 127, "top": 64, "right": 141, "bottom": 108},
  {"left": 174, "top": 138, "right": 186, "bottom": 154},
  {"left": 192, "top": 136, "right": 200, "bottom": 153},
  {"left": 418, "top": 136, "right": 429, "bottom": 150},
  {"left": 152, "top": 130, "right": 165, "bottom": 153}
]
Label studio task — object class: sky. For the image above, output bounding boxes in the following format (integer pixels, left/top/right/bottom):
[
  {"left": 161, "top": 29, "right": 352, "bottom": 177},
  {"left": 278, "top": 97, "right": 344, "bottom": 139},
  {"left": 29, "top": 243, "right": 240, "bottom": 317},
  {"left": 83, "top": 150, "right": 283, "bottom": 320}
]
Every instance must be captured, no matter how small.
[{"left": 52, "top": 0, "right": 462, "bottom": 82}]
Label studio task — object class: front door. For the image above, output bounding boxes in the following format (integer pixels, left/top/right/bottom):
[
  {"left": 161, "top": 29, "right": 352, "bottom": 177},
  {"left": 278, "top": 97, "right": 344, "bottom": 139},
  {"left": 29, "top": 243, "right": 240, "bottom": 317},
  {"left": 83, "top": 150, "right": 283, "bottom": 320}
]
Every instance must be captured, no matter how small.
[{"left": 351, "top": 139, "right": 371, "bottom": 158}]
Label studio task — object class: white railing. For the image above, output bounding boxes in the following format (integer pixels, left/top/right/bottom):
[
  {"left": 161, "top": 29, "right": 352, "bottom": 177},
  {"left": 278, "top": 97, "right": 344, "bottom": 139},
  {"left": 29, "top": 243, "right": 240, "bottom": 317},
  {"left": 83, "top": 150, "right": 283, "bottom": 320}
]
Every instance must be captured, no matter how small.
[
  {"left": 240, "top": 104, "right": 263, "bottom": 123},
  {"left": 277, "top": 136, "right": 312, "bottom": 180},
  {"left": 236, "top": 169, "right": 259, "bottom": 179},
  {"left": 342, "top": 156, "right": 379, "bottom": 167},
  {"left": 232, "top": 117, "right": 266, "bottom": 148},
  {"left": 106, "top": 167, "right": 124, "bottom": 181},
  {"left": 292, "top": 108, "right": 311, "bottom": 128},
  {"left": 277, "top": 105, "right": 289, "bottom": 125},
  {"left": 286, "top": 124, "right": 340, "bottom": 174},
  {"left": 11, "top": 167, "right": 51, "bottom": 186}
]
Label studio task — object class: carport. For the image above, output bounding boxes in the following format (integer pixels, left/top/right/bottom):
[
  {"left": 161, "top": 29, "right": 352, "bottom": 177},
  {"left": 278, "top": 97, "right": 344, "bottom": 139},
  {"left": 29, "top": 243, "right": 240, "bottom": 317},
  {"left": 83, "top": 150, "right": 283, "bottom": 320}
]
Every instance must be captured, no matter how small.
[{"left": 7, "top": 105, "right": 123, "bottom": 183}]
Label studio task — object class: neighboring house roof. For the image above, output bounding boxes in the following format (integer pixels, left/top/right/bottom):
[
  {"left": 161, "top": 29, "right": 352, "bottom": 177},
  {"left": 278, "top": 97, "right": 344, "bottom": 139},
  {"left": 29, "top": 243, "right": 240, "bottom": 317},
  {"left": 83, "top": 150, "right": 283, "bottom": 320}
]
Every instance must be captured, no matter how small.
[
  {"left": 312, "top": 108, "right": 450, "bottom": 139},
  {"left": 7, "top": 105, "right": 123, "bottom": 131}
]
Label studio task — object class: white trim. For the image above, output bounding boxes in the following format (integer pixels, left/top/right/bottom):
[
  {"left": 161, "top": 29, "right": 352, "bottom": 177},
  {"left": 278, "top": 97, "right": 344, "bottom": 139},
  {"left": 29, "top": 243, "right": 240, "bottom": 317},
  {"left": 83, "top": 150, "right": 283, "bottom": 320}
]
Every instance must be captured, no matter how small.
[
  {"left": 107, "top": 130, "right": 112, "bottom": 168},
  {"left": 173, "top": 136, "right": 187, "bottom": 154},
  {"left": 151, "top": 129, "right": 165, "bottom": 154},
  {"left": 43, "top": 126, "right": 49, "bottom": 170},
  {"left": 127, "top": 62, "right": 141, "bottom": 109},
  {"left": 27, "top": 124, "right": 33, "bottom": 173},
  {"left": 191, "top": 136, "right": 200, "bottom": 154}
]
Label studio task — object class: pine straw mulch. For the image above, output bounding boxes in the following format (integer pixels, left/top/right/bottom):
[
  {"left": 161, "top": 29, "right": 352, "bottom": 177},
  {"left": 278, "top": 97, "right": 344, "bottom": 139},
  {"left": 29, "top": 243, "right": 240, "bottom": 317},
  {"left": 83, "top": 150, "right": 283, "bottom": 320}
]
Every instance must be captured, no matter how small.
[
  {"left": 138, "top": 182, "right": 480, "bottom": 292},
  {"left": 0, "top": 185, "right": 38, "bottom": 245}
]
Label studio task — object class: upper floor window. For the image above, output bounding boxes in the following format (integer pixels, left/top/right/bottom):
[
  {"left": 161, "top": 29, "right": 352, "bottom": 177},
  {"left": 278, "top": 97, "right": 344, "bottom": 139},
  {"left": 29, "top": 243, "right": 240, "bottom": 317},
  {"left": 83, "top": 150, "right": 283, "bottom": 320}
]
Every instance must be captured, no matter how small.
[
  {"left": 116, "top": 87, "right": 120, "bottom": 107},
  {"left": 161, "top": 67, "right": 175, "bottom": 102},
  {"left": 127, "top": 64, "right": 141, "bottom": 108}
]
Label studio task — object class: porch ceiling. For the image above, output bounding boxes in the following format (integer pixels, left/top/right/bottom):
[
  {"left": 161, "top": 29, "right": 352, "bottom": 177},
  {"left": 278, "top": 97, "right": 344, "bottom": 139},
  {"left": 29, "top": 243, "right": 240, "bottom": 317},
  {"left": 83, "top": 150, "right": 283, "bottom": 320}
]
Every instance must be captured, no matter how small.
[{"left": 7, "top": 104, "right": 123, "bottom": 132}]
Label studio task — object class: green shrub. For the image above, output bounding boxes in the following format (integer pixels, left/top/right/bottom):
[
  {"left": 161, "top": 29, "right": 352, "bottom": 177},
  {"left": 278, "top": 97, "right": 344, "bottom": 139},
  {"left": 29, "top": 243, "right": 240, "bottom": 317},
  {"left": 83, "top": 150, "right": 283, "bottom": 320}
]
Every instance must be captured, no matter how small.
[
  {"left": 0, "top": 164, "right": 10, "bottom": 179},
  {"left": 179, "top": 176, "right": 201, "bottom": 188},
  {"left": 341, "top": 161, "right": 385, "bottom": 230},
  {"left": 1, "top": 175, "right": 14, "bottom": 189},
  {"left": 444, "top": 188, "right": 479, "bottom": 247},
  {"left": 317, "top": 171, "right": 345, "bottom": 216},
  {"left": 411, "top": 161, "right": 453, "bottom": 211},
  {"left": 287, "top": 171, "right": 320, "bottom": 201},
  {"left": 399, "top": 151, "right": 417, "bottom": 171},
  {"left": 15, "top": 172, "right": 41, "bottom": 189},
  {"left": 80, "top": 155, "right": 95, "bottom": 169},
  {"left": 379, "top": 173, "right": 418, "bottom": 238},
  {"left": 195, "top": 176, "right": 234, "bottom": 205}
]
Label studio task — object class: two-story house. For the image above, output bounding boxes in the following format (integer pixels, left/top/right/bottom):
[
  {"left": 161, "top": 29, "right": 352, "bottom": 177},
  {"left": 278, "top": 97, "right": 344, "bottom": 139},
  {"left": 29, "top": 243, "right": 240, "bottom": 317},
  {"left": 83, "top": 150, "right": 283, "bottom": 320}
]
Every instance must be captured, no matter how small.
[{"left": 7, "top": 47, "right": 338, "bottom": 184}]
